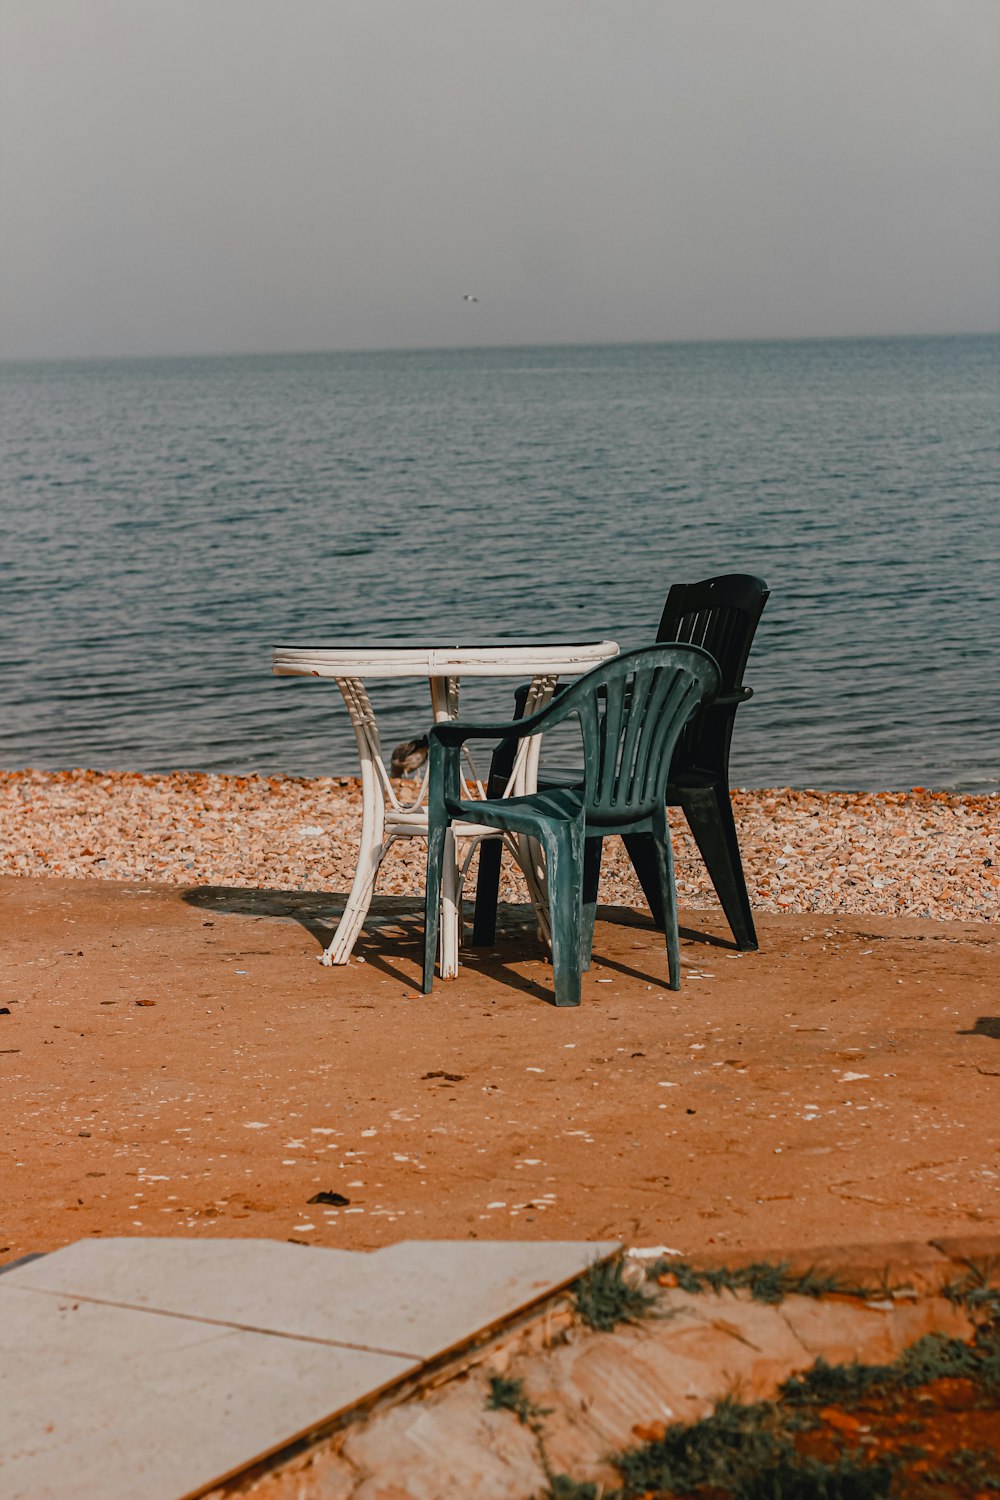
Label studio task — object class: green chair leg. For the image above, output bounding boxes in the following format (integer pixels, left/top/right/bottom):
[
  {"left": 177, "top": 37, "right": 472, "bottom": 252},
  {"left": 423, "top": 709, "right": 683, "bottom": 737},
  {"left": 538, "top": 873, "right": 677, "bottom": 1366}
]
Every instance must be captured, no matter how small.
[
  {"left": 542, "top": 815, "right": 585, "bottom": 1007},
  {"left": 626, "top": 795, "right": 758, "bottom": 953},
  {"left": 652, "top": 813, "right": 681, "bottom": 990},
  {"left": 422, "top": 820, "right": 448, "bottom": 993}
]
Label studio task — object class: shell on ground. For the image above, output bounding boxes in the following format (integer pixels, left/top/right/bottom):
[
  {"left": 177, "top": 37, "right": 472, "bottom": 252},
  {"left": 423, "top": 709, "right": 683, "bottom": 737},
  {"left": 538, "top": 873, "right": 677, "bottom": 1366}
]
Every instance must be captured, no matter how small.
[{"left": 0, "top": 770, "right": 996, "bottom": 924}]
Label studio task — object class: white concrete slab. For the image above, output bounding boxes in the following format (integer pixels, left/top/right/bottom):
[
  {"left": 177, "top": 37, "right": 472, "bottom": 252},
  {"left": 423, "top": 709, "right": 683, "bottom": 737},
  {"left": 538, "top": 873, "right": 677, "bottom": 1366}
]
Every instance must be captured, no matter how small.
[
  {"left": 5, "top": 1236, "right": 619, "bottom": 1360},
  {"left": 3, "top": 1239, "right": 380, "bottom": 1341},
  {"left": 0, "top": 1282, "right": 415, "bottom": 1500},
  {"left": 367, "top": 1239, "right": 622, "bottom": 1357}
]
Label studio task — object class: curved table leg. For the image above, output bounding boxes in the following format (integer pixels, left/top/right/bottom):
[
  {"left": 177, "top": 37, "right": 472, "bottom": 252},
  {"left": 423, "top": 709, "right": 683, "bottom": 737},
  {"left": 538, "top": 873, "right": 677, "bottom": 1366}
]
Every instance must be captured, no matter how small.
[
  {"left": 430, "top": 675, "right": 464, "bottom": 979},
  {"left": 509, "top": 675, "right": 555, "bottom": 947},
  {"left": 321, "top": 677, "right": 387, "bottom": 966},
  {"left": 321, "top": 671, "right": 560, "bottom": 976}
]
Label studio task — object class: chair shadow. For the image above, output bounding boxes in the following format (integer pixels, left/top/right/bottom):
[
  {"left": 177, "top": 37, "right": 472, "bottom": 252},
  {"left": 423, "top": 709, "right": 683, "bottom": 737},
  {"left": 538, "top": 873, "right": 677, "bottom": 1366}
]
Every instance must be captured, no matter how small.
[
  {"left": 181, "top": 885, "right": 551, "bottom": 999},
  {"left": 957, "top": 1016, "right": 1000, "bottom": 1041},
  {"left": 469, "top": 903, "right": 734, "bottom": 996},
  {"left": 600, "top": 901, "right": 742, "bottom": 952},
  {"left": 180, "top": 888, "right": 732, "bottom": 1004}
]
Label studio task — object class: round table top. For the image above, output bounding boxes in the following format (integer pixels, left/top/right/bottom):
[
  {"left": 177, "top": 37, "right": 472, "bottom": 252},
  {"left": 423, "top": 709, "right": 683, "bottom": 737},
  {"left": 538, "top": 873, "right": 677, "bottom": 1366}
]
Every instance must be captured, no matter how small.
[{"left": 273, "top": 638, "right": 619, "bottom": 680}]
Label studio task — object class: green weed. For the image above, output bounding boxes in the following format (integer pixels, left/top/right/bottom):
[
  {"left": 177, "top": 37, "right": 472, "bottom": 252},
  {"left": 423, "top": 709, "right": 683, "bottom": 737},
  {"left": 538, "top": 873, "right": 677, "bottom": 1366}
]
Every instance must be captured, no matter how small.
[
  {"left": 543, "top": 1478, "right": 602, "bottom": 1500},
  {"left": 649, "top": 1258, "right": 875, "bottom": 1306},
  {"left": 573, "top": 1256, "right": 661, "bottom": 1332},
  {"left": 485, "top": 1375, "right": 586, "bottom": 1497},
  {"left": 941, "top": 1257, "right": 1000, "bottom": 1321},
  {"left": 485, "top": 1374, "right": 551, "bottom": 1427},
  {"left": 488, "top": 1262, "right": 1000, "bottom": 1500},
  {"left": 932, "top": 1445, "right": 1000, "bottom": 1489},
  {"left": 611, "top": 1395, "right": 895, "bottom": 1499},
  {"left": 781, "top": 1322, "right": 1000, "bottom": 1406}
]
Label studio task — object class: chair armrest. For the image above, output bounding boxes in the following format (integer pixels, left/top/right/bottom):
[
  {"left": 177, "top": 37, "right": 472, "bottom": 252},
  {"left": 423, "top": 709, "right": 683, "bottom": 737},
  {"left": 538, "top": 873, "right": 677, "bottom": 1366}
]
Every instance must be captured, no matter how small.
[
  {"left": 429, "top": 706, "right": 562, "bottom": 811},
  {"left": 428, "top": 716, "right": 538, "bottom": 750},
  {"left": 434, "top": 651, "right": 725, "bottom": 757},
  {"left": 428, "top": 684, "right": 578, "bottom": 751},
  {"left": 713, "top": 686, "right": 753, "bottom": 706}
]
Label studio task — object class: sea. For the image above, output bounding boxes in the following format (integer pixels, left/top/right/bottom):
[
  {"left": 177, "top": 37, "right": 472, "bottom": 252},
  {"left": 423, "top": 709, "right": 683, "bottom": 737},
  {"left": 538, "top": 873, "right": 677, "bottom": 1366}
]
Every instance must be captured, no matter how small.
[{"left": 2, "top": 335, "right": 998, "bottom": 792}]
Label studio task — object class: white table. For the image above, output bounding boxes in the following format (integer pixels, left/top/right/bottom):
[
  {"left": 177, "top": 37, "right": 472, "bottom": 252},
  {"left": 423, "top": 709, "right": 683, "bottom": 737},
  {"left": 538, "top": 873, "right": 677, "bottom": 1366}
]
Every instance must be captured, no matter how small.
[{"left": 272, "top": 640, "right": 619, "bottom": 976}]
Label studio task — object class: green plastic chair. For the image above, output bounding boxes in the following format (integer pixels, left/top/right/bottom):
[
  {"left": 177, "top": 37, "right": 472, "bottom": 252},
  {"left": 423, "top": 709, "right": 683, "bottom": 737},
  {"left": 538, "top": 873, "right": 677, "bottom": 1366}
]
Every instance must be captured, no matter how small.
[{"left": 422, "top": 644, "right": 720, "bottom": 1006}]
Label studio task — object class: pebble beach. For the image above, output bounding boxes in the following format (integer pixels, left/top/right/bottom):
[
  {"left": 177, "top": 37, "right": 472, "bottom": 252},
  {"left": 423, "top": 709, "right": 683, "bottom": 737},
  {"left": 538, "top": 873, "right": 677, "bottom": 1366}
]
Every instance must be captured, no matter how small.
[{"left": 2, "top": 769, "right": 996, "bottom": 924}]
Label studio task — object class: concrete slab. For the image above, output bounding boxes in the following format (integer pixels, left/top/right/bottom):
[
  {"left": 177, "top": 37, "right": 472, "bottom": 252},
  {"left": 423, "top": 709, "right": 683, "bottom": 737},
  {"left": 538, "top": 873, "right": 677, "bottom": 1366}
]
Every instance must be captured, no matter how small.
[
  {"left": 0, "top": 1282, "right": 414, "bottom": 1500},
  {"left": 368, "top": 1239, "right": 621, "bottom": 1356},
  {"left": 4, "top": 1235, "right": 618, "bottom": 1360},
  {"left": 0, "top": 1236, "right": 618, "bottom": 1500}
]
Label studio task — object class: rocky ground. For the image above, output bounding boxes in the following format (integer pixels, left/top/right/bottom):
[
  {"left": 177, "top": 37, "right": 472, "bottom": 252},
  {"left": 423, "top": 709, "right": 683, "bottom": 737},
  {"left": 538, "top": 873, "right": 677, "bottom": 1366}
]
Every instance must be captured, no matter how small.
[{"left": 1, "top": 769, "right": 997, "bottom": 922}]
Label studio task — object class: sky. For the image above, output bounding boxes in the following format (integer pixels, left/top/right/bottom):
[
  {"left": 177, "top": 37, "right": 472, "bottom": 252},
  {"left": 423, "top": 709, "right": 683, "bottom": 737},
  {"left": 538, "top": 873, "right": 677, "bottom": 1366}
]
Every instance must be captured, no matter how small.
[{"left": 1, "top": 0, "right": 998, "bottom": 360}]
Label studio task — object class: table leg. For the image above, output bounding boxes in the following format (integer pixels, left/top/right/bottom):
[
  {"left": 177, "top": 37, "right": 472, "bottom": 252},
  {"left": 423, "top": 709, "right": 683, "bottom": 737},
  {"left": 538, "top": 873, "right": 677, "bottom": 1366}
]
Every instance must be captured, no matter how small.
[
  {"left": 508, "top": 675, "right": 555, "bottom": 946},
  {"left": 320, "top": 677, "right": 387, "bottom": 966},
  {"left": 429, "top": 675, "right": 463, "bottom": 978}
]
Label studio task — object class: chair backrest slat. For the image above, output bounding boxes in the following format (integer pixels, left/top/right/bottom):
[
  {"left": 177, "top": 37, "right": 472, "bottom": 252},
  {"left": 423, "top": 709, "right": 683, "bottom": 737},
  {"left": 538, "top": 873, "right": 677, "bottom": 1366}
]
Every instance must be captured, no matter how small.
[
  {"left": 658, "top": 575, "right": 768, "bottom": 692},
  {"left": 599, "top": 674, "right": 628, "bottom": 806},
  {"left": 537, "top": 645, "right": 720, "bottom": 827},
  {"left": 656, "top": 574, "right": 769, "bottom": 781},
  {"left": 632, "top": 664, "right": 678, "bottom": 805},
  {"left": 615, "top": 663, "right": 655, "bottom": 806}
]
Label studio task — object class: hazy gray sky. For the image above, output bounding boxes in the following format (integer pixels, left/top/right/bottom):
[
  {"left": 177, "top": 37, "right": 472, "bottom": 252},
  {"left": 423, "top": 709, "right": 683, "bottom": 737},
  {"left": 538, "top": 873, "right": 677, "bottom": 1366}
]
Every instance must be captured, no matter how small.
[{"left": 2, "top": 0, "right": 998, "bottom": 359}]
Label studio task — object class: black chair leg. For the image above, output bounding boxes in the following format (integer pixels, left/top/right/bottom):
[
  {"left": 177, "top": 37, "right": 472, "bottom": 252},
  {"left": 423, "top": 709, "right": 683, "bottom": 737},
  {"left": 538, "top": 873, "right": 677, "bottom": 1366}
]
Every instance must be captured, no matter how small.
[
  {"left": 622, "top": 832, "right": 665, "bottom": 930},
  {"left": 471, "top": 836, "right": 503, "bottom": 946},
  {"left": 581, "top": 836, "right": 603, "bottom": 971},
  {"left": 679, "top": 785, "right": 758, "bottom": 951}
]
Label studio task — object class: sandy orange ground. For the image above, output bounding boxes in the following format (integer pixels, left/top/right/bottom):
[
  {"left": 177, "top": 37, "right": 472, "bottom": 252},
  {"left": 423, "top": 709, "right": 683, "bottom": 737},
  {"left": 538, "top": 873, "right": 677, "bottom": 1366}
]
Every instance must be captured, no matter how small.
[{"left": 1, "top": 874, "right": 997, "bottom": 1267}]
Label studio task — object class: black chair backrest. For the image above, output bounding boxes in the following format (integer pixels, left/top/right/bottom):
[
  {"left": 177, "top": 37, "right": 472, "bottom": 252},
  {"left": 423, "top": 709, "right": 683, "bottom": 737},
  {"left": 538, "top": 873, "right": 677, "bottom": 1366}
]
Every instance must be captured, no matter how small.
[{"left": 656, "top": 573, "right": 769, "bottom": 782}]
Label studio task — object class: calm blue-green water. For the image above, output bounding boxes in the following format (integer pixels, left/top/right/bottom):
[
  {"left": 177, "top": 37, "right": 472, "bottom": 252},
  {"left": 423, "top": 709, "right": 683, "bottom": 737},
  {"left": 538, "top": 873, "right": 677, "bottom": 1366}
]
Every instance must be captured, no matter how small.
[{"left": 2, "top": 336, "right": 998, "bottom": 790}]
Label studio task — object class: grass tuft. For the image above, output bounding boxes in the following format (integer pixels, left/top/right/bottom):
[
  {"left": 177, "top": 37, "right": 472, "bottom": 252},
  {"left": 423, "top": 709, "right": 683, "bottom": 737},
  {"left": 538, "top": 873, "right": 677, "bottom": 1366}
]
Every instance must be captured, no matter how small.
[
  {"left": 485, "top": 1374, "right": 551, "bottom": 1427},
  {"left": 649, "top": 1257, "right": 875, "bottom": 1306},
  {"left": 573, "top": 1256, "right": 661, "bottom": 1332},
  {"left": 614, "top": 1294, "right": 1000, "bottom": 1496},
  {"left": 941, "top": 1257, "right": 1000, "bottom": 1321},
  {"left": 611, "top": 1395, "right": 895, "bottom": 1498},
  {"left": 781, "top": 1322, "right": 1000, "bottom": 1406},
  {"left": 543, "top": 1477, "right": 602, "bottom": 1500}
]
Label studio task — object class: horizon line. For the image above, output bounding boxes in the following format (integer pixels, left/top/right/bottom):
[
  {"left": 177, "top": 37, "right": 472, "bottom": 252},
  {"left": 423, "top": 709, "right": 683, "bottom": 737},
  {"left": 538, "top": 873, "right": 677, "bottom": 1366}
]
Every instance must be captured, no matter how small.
[{"left": 2, "top": 328, "right": 998, "bottom": 368}]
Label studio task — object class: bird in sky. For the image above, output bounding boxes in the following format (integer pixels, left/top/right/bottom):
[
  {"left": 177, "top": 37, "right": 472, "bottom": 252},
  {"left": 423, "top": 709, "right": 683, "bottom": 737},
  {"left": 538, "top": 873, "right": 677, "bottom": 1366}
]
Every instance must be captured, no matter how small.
[{"left": 463, "top": 293, "right": 478, "bottom": 302}]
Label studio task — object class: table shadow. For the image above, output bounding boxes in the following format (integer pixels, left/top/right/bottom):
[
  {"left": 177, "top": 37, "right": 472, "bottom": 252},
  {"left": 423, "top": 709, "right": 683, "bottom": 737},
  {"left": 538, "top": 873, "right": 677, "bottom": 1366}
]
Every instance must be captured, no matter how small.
[
  {"left": 181, "top": 887, "right": 733, "bottom": 1003},
  {"left": 182, "top": 884, "right": 347, "bottom": 950}
]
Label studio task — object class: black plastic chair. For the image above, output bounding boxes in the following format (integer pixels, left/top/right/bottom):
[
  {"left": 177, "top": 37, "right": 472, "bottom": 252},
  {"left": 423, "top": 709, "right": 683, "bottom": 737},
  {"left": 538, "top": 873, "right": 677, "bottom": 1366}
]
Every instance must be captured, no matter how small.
[{"left": 472, "top": 573, "right": 769, "bottom": 952}]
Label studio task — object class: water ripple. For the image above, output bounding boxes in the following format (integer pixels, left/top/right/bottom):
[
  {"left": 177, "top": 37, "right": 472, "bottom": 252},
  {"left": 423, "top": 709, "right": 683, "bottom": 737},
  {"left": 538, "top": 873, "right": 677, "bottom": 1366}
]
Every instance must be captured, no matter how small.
[{"left": 1, "top": 336, "right": 997, "bottom": 790}]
